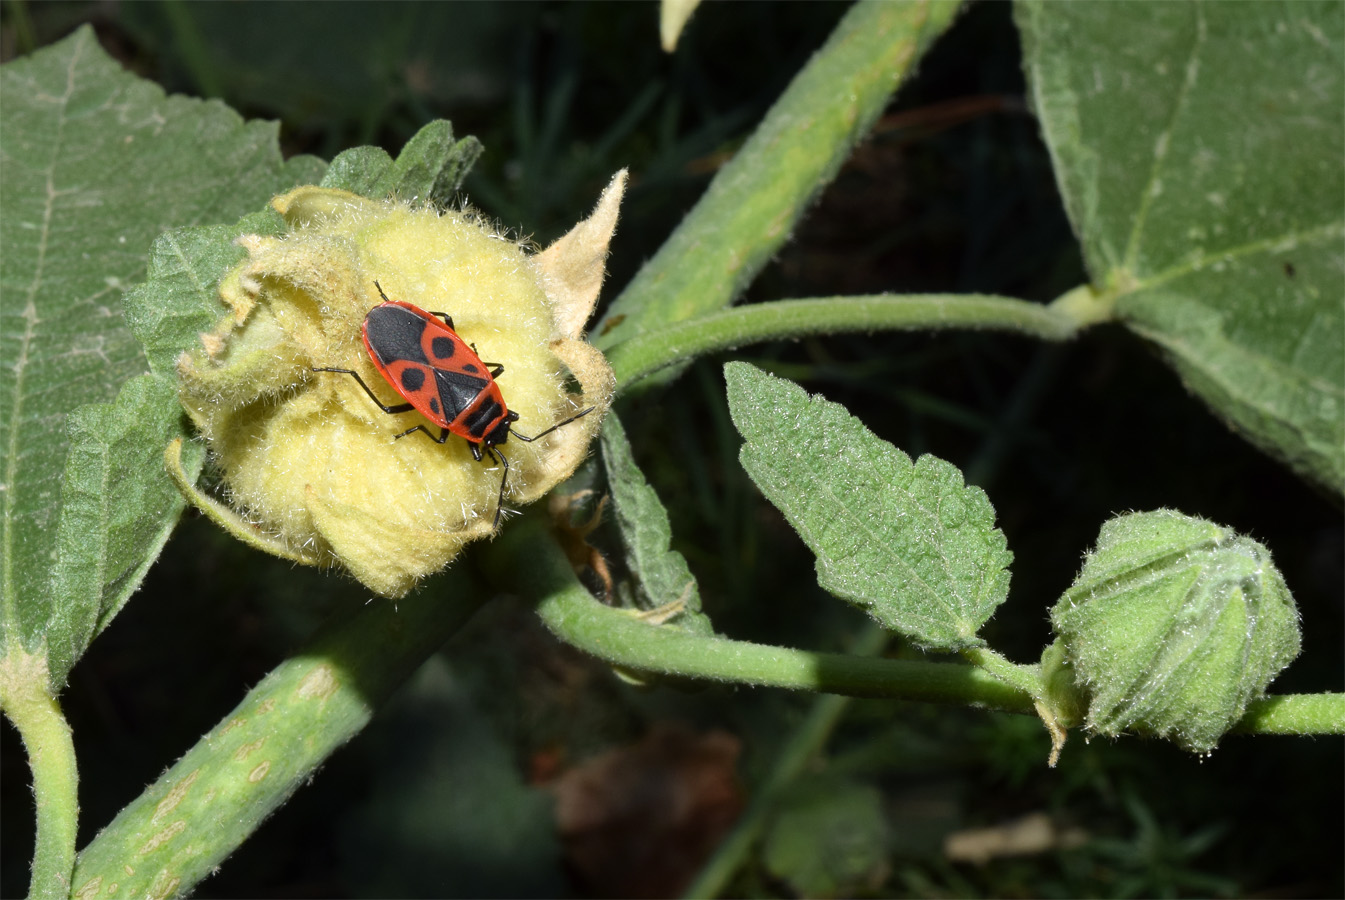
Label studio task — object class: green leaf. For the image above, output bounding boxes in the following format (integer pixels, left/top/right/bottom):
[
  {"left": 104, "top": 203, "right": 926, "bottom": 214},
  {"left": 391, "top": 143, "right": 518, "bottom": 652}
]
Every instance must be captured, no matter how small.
[
  {"left": 322, "top": 120, "right": 483, "bottom": 206},
  {"left": 763, "top": 778, "right": 889, "bottom": 898},
  {"left": 124, "top": 217, "right": 280, "bottom": 376},
  {"left": 1017, "top": 1, "right": 1345, "bottom": 494},
  {"left": 321, "top": 146, "right": 396, "bottom": 196},
  {"left": 46, "top": 376, "right": 204, "bottom": 689},
  {"left": 600, "top": 413, "right": 713, "bottom": 635},
  {"left": 370, "top": 120, "right": 483, "bottom": 206},
  {"left": 724, "top": 362, "right": 1012, "bottom": 651},
  {"left": 0, "top": 26, "right": 322, "bottom": 688}
]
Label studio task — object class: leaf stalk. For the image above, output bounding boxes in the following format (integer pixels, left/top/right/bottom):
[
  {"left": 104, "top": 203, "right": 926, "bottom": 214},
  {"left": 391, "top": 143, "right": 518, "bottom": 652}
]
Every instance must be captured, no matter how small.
[
  {"left": 608, "top": 293, "right": 1079, "bottom": 391},
  {"left": 0, "top": 647, "right": 79, "bottom": 900}
]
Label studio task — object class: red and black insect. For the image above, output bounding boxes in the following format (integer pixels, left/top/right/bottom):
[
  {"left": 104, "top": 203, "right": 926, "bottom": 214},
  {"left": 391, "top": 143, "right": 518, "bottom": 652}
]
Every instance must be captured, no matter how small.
[{"left": 313, "top": 281, "right": 592, "bottom": 526}]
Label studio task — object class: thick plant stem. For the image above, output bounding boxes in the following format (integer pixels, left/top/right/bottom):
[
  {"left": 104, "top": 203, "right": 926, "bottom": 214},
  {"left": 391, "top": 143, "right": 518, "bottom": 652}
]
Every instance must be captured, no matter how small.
[
  {"left": 0, "top": 647, "right": 78, "bottom": 900},
  {"left": 71, "top": 577, "right": 487, "bottom": 899},
  {"left": 483, "top": 520, "right": 1036, "bottom": 713},
  {"left": 607, "top": 294, "right": 1077, "bottom": 390},
  {"left": 595, "top": 0, "right": 964, "bottom": 349}
]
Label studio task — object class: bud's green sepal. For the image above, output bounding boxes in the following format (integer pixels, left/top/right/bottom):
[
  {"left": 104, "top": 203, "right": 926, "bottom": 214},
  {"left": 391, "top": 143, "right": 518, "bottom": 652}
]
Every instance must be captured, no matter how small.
[
  {"left": 1050, "top": 510, "right": 1301, "bottom": 752},
  {"left": 175, "top": 175, "right": 625, "bottom": 597}
]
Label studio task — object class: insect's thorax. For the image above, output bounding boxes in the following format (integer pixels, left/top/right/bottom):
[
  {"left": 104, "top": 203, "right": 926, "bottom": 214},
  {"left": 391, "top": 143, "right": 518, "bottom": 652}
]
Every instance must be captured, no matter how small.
[{"left": 481, "top": 415, "right": 514, "bottom": 447}]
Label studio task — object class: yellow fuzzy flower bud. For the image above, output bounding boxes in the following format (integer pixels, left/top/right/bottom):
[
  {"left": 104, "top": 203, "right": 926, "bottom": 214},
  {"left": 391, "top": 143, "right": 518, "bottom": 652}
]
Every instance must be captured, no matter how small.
[{"left": 175, "top": 173, "right": 625, "bottom": 597}]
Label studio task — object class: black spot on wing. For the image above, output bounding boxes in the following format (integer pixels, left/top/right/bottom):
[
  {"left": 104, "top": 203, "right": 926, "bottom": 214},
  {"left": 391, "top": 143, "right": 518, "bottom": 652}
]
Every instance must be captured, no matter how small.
[
  {"left": 430, "top": 335, "right": 456, "bottom": 361},
  {"left": 399, "top": 367, "right": 426, "bottom": 393},
  {"left": 365, "top": 305, "right": 430, "bottom": 365}
]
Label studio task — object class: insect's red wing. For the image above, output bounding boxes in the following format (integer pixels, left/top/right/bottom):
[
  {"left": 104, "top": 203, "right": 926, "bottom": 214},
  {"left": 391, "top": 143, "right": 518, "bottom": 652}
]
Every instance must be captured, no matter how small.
[
  {"left": 362, "top": 301, "right": 501, "bottom": 438},
  {"left": 373, "top": 358, "right": 449, "bottom": 428}
]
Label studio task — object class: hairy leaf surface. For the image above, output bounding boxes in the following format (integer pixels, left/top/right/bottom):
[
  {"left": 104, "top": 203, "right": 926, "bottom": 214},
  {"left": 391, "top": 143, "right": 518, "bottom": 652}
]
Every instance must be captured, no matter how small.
[
  {"left": 726, "top": 363, "right": 1011, "bottom": 650},
  {"left": 1018, "top": 0, "right": 1344, "bottom": 493}
]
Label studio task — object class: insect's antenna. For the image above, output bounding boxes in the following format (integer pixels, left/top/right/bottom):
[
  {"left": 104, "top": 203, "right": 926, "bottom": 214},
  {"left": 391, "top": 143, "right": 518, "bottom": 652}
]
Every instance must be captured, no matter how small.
[{"left": 511, "top": 406, "right": 596, "bottom": 443}]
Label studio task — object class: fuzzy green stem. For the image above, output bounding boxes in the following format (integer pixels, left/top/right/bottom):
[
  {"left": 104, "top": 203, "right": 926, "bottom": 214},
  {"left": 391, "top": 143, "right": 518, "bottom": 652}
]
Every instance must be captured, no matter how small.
[
  {"left": 607, "top": 294, "right": 1078, "bottom": 390},
  {"left": 483, "top": 520, "right": 1035, "bottom": 713},
  {"left": 960, "top": 646, "right": 1046, "bottom": 699},
  {"left": 1232, "top": 693, "right": 1345, "bottom": 736},
  {"left": 0, "top": 647, "right": 78, "bottom": 900},
  {"left": 486, "top": 522, "right": 1343, "bottom": 743},
  {"left": 596, "top": 0, "right": 964, "bottom": 350},
  {"left": 71, "top": 577, "right": 487, "bottom": 899}
]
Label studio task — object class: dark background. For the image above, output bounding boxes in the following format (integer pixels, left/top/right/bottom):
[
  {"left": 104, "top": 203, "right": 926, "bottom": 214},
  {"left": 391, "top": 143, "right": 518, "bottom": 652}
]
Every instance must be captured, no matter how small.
[{"left": 3, "top": 3, "right": 1341, "bottom": 897}]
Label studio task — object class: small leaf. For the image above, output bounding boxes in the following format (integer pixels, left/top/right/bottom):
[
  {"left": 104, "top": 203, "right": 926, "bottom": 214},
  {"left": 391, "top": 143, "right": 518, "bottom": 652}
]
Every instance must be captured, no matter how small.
[
  {"left": 373, "top": 120, "right": 483, "bottom": 207},
  {"left": 320, "top": 146, "right": 396, "bottom": 197},
  {"left": 322, "top": 120, "right": 483, "bottom": 207},
  {"left": 45, "top": 376, "right": 203, "bottom": 690},
  {"left": 1017, "top": 1, "right": 1344, "bottom": 494},
  {"left": 763, "top": 778, "right": 888, "bottom": 898},
  {"left": 725, "top": 362, "right": 1011, "bottom": 651},
  {"left": 0, "top": 27, "right": 320, "bottom": 687},
  {"left": 600, "top": 413, "right": 713, "bottom": 635}
]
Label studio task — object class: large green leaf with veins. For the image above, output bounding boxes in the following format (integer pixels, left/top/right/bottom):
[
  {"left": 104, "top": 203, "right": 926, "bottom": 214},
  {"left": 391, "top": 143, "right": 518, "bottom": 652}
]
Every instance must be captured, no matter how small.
[
  {"left": 0, "top": 27, "right": 323, "bottom": 691},
  {"left": 1017, "top": 0, "right": 1344, "bottom": 494}
]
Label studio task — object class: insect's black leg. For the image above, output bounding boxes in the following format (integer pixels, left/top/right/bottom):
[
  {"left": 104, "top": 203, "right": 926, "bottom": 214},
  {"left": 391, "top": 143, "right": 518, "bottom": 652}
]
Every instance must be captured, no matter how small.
[
  {"left": 312, "top": 367, "right": 415, "bottom": 415},
  {"left": 511, "top": 407, "right": 596, "bottom": 443},
  {"left": 393, "top": 424, "right": 452, "bottom": 443},
  {"left": 486, "top": 446, "right": 511, "bottom": 528},
  {"left": 478, "top": 361, "right": 505, "bottom": 379},
  {"left": 426, "top": 312, "right": 457, "bottom": 330}
]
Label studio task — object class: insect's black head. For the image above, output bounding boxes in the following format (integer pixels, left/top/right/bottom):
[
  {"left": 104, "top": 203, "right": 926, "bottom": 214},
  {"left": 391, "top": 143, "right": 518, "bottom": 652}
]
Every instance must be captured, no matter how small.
[{"left": 483, "top": 411, "right": 520, "bottom": 447}]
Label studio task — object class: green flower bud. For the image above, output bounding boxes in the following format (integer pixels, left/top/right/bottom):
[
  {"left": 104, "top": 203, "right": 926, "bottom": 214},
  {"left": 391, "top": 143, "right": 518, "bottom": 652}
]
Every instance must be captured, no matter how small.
[
  {"left": 1049, "top": 510, "right": 1301, "bottom": 753},
  {"left": 176, "top": 174, "right": 625, "bottom": 597}
]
